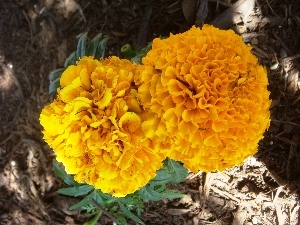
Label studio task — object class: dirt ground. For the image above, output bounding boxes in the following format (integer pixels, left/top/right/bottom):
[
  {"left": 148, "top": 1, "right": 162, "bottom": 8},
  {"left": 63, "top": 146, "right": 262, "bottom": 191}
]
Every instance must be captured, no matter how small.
[{"left": 0, "top": 0, "right": 300, "bottom": 224}]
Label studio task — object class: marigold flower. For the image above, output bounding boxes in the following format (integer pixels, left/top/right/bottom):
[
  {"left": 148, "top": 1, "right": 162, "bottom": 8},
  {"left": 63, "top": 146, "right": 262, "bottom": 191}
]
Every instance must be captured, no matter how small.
[
  {"left": 136, "top": 25, "right": 271, "bottom": 172},
  {"left": 40, "top": 56, "right": 165, "bottom": 197}
]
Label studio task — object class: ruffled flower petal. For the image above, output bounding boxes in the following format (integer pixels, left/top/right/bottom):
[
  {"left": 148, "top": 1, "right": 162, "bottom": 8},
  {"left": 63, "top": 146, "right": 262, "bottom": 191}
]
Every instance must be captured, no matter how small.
[
  {"left": 40, "top": 56, "right": 165, "bottom": 196},
  {"left": 136, "top": 25, "right": 271, "bottom": 172}
]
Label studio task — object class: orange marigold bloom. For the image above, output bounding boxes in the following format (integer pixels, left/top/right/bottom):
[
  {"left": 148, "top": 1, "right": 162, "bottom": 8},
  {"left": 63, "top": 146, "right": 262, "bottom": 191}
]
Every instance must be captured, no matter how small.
[
  {"left": 136, "top": 25, "right": 271, "bottom": 172},
  {"left": 40, "top": 56, "right": 165, "bottom": 197}
]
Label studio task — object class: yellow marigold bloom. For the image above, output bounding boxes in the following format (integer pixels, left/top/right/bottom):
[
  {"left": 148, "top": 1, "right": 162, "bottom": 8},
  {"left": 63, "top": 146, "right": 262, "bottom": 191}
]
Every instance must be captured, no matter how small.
[
  {"left": 136, "top": 25, "right": 271, "bottom": 172},
  {"left": 40, "top": 56, "right": 165, "bottom": 197}
]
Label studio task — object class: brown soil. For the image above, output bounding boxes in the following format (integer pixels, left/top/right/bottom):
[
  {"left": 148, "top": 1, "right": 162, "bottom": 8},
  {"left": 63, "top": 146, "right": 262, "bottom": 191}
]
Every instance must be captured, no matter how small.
[{"left": 1, "top": 0, "right": 300, "bottom": 224}]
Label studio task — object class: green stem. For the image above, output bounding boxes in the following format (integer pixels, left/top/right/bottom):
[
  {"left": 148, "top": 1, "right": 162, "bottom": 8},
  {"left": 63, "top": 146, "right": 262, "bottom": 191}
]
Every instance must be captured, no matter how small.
[
  {"left": 121, "top": 44, "right": 136, "bottom": 59},
  {"left": 83, "top": 210, "right": 102, "bottom": 225},
  {"left": 90, "top": 199, "right": 117, "bottom": 224}
]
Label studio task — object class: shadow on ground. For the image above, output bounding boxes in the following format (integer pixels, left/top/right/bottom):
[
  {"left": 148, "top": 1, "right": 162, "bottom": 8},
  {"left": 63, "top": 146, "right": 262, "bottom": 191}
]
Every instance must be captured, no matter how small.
[{"left": 0, "top": 0, "right": 300, "bottom": 224}]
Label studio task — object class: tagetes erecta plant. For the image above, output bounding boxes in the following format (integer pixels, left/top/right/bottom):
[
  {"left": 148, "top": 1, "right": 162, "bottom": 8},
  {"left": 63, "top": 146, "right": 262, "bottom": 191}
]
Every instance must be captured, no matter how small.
[
  {"left": 40, "top": 56, "right": 165, "bottom": 197},
  {"left": 136, "top": 25, "right": 271, "bottom": 172}
]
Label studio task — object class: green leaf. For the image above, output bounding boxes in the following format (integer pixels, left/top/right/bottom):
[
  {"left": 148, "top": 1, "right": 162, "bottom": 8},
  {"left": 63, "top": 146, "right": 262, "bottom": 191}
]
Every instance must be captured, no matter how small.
[
  {"left": 110, "top": 205, "right": 118, "bottom": 212},
  {"left": 150, "top": 166, "right": 173, "bottom": 186},
  {"left": 119, "top": 195, "right": 141, "bottom": 206},
  {"left": 48, "top": 78, "right": 60, "bottom": 94},
  {"left": 92, "top": 191, "right": 105, "bottom": 207},
  {"left": 139, "top": 185, "right": 164, "bottom": 202},
  {"left": 118, "top": 194, "right": 145, "bottom": 217},
  {"left": 77, "top": 33, "right": 87, "bottom": 59},
  {"left": 49, "top": 68, "right": 65, "bottom": 82},
  {"left": 139, "top": 186, "right": 185, "bottom": 202},
  {"left": 82, "top": 204, "right": 96, "bottom": 214},
  {"left": 149, "top": 159, "right": 188, "bottom": 187},
  {"left": 69, "top": 191, "right": 94, "bottom": 210},
  {"left": 138, "top": 159, "right": 187, "bottom": 202},
  {"left": 53, "top": 161, "right": 76, "bottom": 186},
  {"left": 58, "top": 185, "right": 94, "bottom": 197},
  {"left": 95, "top": 37, "right": 108, "bottom": 59},
  {"left": 87, "top": 33, "right": 103, "bottom": 57},
  {"left": 160, "top": 190, "right": 186, "bottom": 200},
  {"left": 106, "top": 197, "right": 117, "bottom": 204},
  {"left": 64, "top": 51, "right": 77, "bottom": 67},
  {"left": 136, "top": 204, "right": 144, "bottom": 217},
  {"left": 117, "top": 201, "right": 145, "bottom": 225},
  {"left": 114, "top": 213, "right": 127, "bottom": 225},
  {"left": 83, "top": 210, "right": 102, "bottom": 225},
  {"left": 167, "top": 159, "right": 188, "bottom": 183}
]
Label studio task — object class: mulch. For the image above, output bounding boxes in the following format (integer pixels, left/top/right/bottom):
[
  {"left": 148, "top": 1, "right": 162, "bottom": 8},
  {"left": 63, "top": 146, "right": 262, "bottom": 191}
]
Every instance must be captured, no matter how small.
[{"left": 0, "top": 0, "right": 300, "bottom": 224}]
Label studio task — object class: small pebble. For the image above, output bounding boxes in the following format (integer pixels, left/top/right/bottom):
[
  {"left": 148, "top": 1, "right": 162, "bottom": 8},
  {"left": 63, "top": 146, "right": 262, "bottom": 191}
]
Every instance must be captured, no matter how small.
[
  {"left": 252, "top": 216, "right": 258, "bottom": 224},
  {"left": 270, "top": 63, "right": 279, "bottom": 70},
  {"left": 234, "top": 25, "right": 247, "bottom": 34}
]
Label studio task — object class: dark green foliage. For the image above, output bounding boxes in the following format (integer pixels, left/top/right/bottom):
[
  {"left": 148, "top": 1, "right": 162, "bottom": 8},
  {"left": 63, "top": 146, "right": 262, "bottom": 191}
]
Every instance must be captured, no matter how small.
[
  {"left": 53, "top": 159, "right": 187, "bottom": 225},
  {"left": 48, "top": 33, "right": 108, "bottom": 94}
]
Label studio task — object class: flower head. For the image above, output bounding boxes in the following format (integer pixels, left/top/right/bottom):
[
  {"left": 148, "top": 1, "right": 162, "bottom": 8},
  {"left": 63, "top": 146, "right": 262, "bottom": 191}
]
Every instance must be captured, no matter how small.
[
  {"left": 40, "top": 56, "right": 165, "bottom": 196},
  {"left": 136, "top": 25, "right": 271, "bottom": 172}
]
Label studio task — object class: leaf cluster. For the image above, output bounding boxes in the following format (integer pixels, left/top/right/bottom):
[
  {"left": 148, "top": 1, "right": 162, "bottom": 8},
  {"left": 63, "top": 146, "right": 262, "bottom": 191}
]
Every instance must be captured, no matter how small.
[
  {"left": 48, "top": 33, "right": 108, "bottom": 94},
  {"left": 139, "top": 159, "right": 188, "bottom": 202},
  {"left": 50, "top": 33, "right": 188, "bottom": 225},
  {"left": 53, "top": 159, "right": 188, "bottom": 225},
  {"left": 54, "top": 161, "right": 146, "bottom": 225}
]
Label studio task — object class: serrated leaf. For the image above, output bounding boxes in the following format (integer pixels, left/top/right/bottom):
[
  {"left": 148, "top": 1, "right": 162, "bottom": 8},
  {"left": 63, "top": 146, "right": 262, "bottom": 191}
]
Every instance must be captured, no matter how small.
[
  {"left": 77, "top": 33, "right": 87, "bottom": 59},
  {"left": 49, "top": 68, "right": 65, "bottom": 82},
  {"left": 136, "top": 204, "right": 144, "bottom": 217},
  {"left": 87, "top": 33, "right": 103, "bottom": 57},
  {"left": 168, "top": 159, "right": 188, "bottom": 183},
  {"left": 64, "top": 51, "right": 77, "bottom": 67},
  {"left": 58, "top": 185, "right": 93, "bottom": 197},
  {"left": 118, "top": 194, "right": 144, "bottom": 217},
  {"left": 49, "top": 78, "right": 60, "bottom": 94},
  {"left": 119, "top": 195, "right": 140, "bottom": 206},
  {"left": 139, "top": 186, "right": 165, "bottom": 202},
  {"left": 53, "top": 161, "right": 76, "bottom": 186},
  {"left": 69, "top": 191, "right": 94, "bottom": 210},
  {"left": 117, "top": 201, "right": 145, "bottom": 225},
  {"left": 149, "top": 167, "right": 173, "bottom": 186},
  {"left": 96, "top": 191, "right": 113, "bottom": 201},
  {"left": 94, "top": 37, "right": 108, "bottom": 59},
  {"left": 139, "top": 186, "right": 184, "bottom": 202},
  {"left": 148, "top": 159, "right": 188, "bottom": 187},
  {"left": 81, "top": 204, "right": 95, "bottom": 213},
  {"left": 92, "top": 191, "right": 105, "bottom": 207},
  {"left": 114, "top": 213, "right": 127, "bottom": 225}
]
